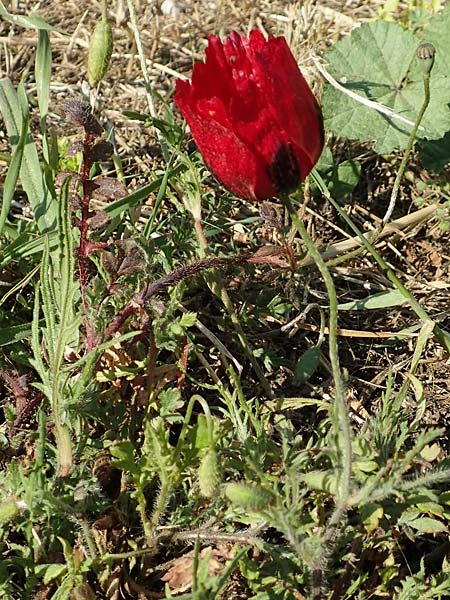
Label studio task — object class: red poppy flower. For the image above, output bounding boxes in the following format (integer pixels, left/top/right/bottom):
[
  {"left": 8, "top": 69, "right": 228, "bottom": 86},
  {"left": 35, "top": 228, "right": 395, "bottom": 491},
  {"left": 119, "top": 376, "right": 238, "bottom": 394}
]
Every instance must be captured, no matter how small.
[{"left": 174, "top": 30, "right": 324, "bottom": 202}]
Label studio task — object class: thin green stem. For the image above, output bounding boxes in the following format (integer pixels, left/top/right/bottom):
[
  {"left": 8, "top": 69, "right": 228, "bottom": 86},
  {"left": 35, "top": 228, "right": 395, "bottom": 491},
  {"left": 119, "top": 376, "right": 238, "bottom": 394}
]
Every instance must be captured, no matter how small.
[
  {"left": 126, "top": 0, "right": 168, "bottom": 160},
  {"left": 283, "top": 195, "right": 352, "bottom": 529},
  {"left": 126, "top": 0, "right": 156, "bottom": 119},
  {"left": 383, "top": 72, "right": 431, "bottom": 225},
  {"left": 312, "top": 170, "right": 450, "bottom": 353}
]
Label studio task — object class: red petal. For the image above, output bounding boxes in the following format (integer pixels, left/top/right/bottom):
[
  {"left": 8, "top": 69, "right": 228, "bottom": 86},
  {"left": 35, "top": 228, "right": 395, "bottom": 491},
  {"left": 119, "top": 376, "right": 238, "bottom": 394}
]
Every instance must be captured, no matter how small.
[
  {"left": 174, "top": 30, "right": 324, "bottom": 200},
  {"left": 175, "top": 82, "right": 275, "bottom": 200},
  {"left": 246, "top": 31, "right": 324, "bottom": 179}
]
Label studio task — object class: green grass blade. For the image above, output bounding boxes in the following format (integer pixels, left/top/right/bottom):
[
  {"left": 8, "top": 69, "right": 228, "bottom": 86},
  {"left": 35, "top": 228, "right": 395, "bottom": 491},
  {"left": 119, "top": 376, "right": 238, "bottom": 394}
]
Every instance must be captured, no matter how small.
[
  {"left": 0, "top": 94, "right": 28, "bottom": 237},
  {"left": 35, "top": 29, "right": 52, "bottom": 164},
  {"left": 0, "top": 78, "right": 57, "bottom": 233},
  {"left": 0, "top": 321, "right": 33, "bottom": 347},
  {"left": 0, "top": 229, "right": 58, "bottom": 269},
  {"left": 35, "top": 30, "right": 51, "bottom": 121},
  {"left": 0, "top": 0, "right": 64, "bottom": 32}
]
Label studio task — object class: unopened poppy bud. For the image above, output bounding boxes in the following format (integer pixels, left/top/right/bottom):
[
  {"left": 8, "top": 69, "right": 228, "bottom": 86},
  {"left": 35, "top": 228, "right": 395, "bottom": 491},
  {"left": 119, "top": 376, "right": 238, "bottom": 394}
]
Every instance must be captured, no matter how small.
[
  {"left": 88, "top": 15, "right": 113, "bottom": 87},
  {"left": 175, "top": 30, "right": 324, "bottom": 201},
  {"left": 0, "top": 497, "right": 27, "bottom": 524},
  {"left": 225, "top": 482, "right": 273, "bottom": 510},
  {"left": 198, "top": 448, "right": 220, "bottom": 498},
  {"left": 416, "top": 43, "right": 435, "bottom": 76}
]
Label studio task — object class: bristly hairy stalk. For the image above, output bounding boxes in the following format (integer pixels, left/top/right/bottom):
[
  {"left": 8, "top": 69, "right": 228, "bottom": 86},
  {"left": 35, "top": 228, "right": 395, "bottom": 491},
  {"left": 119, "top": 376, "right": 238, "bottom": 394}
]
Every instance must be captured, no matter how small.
[
  {"left": 282, "top": 194, "right": 352, "bottom": 588},
  {"left": 382, "top": 44, "right": 434, "bottom": 226},
  {"left": 103, "top": 249, "right": 284, "bottom": 343}
]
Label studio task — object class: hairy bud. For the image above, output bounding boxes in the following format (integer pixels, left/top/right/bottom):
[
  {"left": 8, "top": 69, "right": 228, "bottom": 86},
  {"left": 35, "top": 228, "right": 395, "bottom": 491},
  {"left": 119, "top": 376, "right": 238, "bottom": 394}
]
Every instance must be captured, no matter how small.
[
  {"left": 88, "top": 16, "right": 113, "bottom": 87},
  {"left": 225, "top": 482, "right": 273, "bottom": 510},
  {"left": 198, "top": 449, "right": 220, "bottom": 498},
  {"left": 416, "top": 42, "right": 435, "bottom": 76}
]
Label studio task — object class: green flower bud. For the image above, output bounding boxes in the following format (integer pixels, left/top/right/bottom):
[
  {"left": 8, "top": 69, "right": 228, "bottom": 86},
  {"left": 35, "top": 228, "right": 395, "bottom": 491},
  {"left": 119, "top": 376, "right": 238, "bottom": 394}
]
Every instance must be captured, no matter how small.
[
  {"left": 0, "top": 497, "right": 27, "bottom": 524},
  {"left": 416, "top": 43, "right": 435, "bottom": 76},
  {"left": 225, "top": 482, "right": 273, "bottom": 511},
  {"left": 88, "top": 16, "right": 113, "bottom": 87},
  {"left": 198, "top": 449, "right": 220, "bottom": 498}
]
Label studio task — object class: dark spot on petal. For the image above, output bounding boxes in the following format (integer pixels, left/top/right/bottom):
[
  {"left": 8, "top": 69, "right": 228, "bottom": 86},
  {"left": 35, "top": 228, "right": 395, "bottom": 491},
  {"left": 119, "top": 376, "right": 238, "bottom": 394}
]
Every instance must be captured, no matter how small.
[{"left": 268, "top": 144, "right": 301, "bottom": 196}]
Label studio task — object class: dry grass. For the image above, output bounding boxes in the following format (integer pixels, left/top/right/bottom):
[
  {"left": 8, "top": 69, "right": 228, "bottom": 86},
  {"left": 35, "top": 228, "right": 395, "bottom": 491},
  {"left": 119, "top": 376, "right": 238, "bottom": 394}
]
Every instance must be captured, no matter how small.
[
  {"left": 1, "top": 1, "right": 450, "bottom": 598},
  {"left": 2, "top": 0, "right": 449, "bottom": 464}
]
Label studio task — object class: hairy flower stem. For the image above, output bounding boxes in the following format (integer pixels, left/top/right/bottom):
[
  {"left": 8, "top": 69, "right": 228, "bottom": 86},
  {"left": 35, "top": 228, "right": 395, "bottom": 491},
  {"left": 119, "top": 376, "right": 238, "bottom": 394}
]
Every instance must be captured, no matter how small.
[
  {"left": 283, "top": 195, "right": 352, "bottom": 566},
  {"left": 382, "top": 67, "right": 431, "bottom": 225},
  {"left": 104, "top": 252, "right": 282, "bottom": 341},
  {"left": 194, "top": 218, "right": 274, "bottom": 399}
]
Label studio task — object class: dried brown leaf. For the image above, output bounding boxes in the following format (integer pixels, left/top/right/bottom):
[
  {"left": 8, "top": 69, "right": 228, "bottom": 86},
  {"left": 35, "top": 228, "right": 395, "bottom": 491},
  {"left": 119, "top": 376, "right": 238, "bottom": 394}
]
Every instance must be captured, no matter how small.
[
  {"left": 115, "top": 239, "right": 146, "bottom": 277},
  {"left": 88, "top": 140, "right": 114, "bottom": 162},
  {"left": 92, "top": 177, "right": 127, "bottom": 199},
  {"left": 55, "top": 170, "right": 82, "bottom": 191},
  {"left": 87, "top": 210, "right": 110, "bottom": 230},
  {"left": 161, "top": 546, "right": 234, "bottom": 594},
  {"left": 259, "top": 202, "right": 283, "bottom": 229}
]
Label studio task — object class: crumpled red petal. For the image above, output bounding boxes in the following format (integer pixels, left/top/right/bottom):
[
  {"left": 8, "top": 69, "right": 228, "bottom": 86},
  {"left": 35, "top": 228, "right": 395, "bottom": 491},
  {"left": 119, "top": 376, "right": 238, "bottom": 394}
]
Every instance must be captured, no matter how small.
[{"left": 174, "top": 30, "right": 324, "bottom": 201}]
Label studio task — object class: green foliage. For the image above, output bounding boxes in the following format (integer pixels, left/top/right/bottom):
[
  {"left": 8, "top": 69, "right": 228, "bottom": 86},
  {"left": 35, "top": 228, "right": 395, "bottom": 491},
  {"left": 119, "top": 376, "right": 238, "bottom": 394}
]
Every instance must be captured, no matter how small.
[
  {"left": 0, "top": 79, "right": 57, "bottom": 232},
  {"left": 322, "top": 9, "right": 450, "bottom": 165},
  {"left": 378, "top": 0, "right": 442, "bottom": 27},
  {"left": 314, "top": 147, "right": 361, "bottom": 199},
  {"left": 2, "top": 4, "right": 450, "bottom": 600}
]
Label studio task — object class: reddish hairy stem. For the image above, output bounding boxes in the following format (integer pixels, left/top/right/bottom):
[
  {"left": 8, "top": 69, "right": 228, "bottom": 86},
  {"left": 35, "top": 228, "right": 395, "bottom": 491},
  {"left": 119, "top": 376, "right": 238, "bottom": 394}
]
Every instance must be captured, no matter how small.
[
  {"left": 78, "top": 132, "right": 97, "bottom": 351},
  {"left": 103, "top": 253, "right": 258, "bottom": 341}
]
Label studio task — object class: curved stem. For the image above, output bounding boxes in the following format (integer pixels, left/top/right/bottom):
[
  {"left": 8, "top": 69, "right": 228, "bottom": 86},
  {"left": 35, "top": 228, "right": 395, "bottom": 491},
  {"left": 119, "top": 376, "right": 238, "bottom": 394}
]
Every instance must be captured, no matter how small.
[
  {"left": 382, "top": 72, "right": 431, "bottom": 225},
  {"left": 312, "top": 169, "right": 450, "bottom": 353},
  {"left": 282, "top": 195, "right": 352, "bottom": 531}
]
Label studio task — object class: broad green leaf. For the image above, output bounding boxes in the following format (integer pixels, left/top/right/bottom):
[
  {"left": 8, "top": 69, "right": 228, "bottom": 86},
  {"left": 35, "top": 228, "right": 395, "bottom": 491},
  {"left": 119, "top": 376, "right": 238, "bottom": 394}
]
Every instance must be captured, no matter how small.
[
  {"left": 110, "top": 440, "right": 139, "bottom": 474},
  {"left": 0, "top": 78, "right": 57, "bottom": 232},
  {"left": 0, "top": 321, "right": 33, "bottom": 347},
  {"left": 420, "top": 443, "right": 440, "bottom": 462},
  {"left": 420, "top": 3, "right": 450, "bottom": 75},
  {"left": 34, "top": 564, "right": 67, "bottom": 584},
  {"left": 338, "top": 289, "right": 407, "bottom": 311},
  {"left": 420, "top": 130, "right": 450, "bottom": 170},
  {"left": 322, "top": 20, "right": 450, "bottom": 154},
  {"left": 293, "top": 344, "right": 322, "bottom": 385},
  {"left": 302, "top": 470, "right": 339, "bottom": 495},
  {"left": 314, "top": 147, "right": 361, "bottom": 199},
  {"left": 418, "top": 5, "right": 450, "bottom": 168},
  {"left": 360, "top": 503, "right": 384, "bottom": 532},
  {"left": 404, "top": 516, "right": 447, "bottom": 534},
  {"left": 0, "top": 91, "right": 28, "bottom": 236},
  {"left": 35, "top": 30, "right": 51, "bottom": 121}
]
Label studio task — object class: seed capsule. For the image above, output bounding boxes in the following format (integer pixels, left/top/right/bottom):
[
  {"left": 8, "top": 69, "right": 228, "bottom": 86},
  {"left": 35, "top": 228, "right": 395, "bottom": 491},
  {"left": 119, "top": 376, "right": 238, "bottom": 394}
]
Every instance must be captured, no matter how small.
[
  {"left": 198, "top": 449, "right": 220, "bottom": 498},
  {"left": 88, "top": 16, "right": 113, "bottom": 87},
  {"left": 225, "top": 482, "right": 273, "bottom": 510},
  {"left": 416, "top": 42, "right": 435, "bottom": 76}
]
